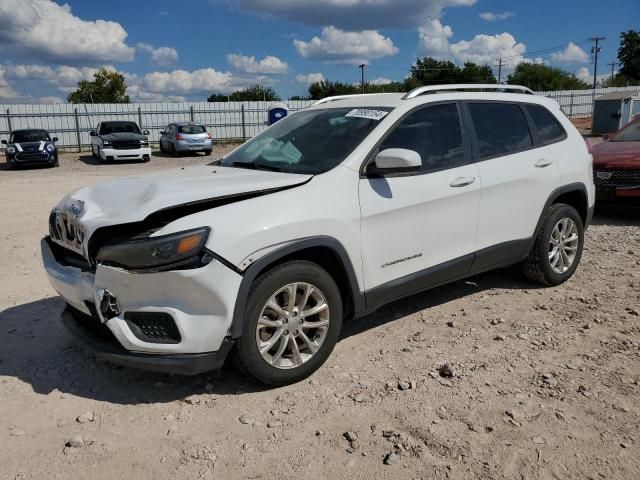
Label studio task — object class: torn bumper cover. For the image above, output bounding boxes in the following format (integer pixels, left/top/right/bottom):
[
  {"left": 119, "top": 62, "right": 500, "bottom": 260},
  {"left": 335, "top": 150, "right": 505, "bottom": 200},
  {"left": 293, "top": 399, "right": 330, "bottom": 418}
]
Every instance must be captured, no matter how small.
[
  {"left": 41, "top": 237, "right": 242, "bottom": 375},
  {"left": 61, "top": 305, "right": 234, "bottom": 375}
]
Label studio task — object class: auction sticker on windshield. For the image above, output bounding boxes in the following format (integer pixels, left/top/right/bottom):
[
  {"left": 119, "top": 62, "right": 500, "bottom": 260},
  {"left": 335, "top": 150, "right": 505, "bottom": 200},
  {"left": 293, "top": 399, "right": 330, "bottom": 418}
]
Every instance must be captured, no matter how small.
[{"left": 345, "top": 109, "right": 389, "bottom": 121}]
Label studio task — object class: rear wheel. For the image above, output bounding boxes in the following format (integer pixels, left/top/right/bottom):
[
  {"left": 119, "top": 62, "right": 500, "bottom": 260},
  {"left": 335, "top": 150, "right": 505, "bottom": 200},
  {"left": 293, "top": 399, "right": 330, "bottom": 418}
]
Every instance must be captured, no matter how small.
[
  {"left": 171, "top": 143, "right": 178, "bottom": 157},
  {"left": 235, "top": 261, "right": 343, "bottom": 386},
  {"left": 523, "top": 203, "right": 584, "bottom": 286},
  {"left": 159, "top": 139, "right": 165, "bottom": 153}
]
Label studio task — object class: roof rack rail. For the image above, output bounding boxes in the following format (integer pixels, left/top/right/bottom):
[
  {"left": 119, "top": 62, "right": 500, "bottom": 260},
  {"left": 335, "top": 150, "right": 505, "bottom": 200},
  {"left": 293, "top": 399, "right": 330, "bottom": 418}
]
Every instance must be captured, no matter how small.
[
  {"left": 402, "top": 84, "right": 534, "bottom": 100},
  {"left": 311, "top": 93, "right": 397, "bottom": 106}
]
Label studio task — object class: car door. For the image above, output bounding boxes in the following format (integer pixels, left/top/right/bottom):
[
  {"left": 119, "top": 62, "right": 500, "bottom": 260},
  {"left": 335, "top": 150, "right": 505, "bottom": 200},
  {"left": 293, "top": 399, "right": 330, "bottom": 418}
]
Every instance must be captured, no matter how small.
[
  {"left": 465, "top": 101, "right": 560, "bottom": 261},
  {"left": 359, "top": 102, "right": 481, "bottom": 300}
]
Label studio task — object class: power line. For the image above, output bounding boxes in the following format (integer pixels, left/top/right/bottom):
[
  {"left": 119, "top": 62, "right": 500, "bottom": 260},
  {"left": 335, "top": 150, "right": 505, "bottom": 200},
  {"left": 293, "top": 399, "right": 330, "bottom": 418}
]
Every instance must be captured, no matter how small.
[{"left": 588, "top": 36, "right": 605, "bottom": 88}]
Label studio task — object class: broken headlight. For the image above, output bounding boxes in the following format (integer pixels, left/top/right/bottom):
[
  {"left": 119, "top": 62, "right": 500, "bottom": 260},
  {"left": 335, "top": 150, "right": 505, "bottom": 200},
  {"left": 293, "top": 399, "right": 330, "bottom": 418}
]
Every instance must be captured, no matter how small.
[{"left": 95, "top": 227, "right": 212, "bottom": 272}]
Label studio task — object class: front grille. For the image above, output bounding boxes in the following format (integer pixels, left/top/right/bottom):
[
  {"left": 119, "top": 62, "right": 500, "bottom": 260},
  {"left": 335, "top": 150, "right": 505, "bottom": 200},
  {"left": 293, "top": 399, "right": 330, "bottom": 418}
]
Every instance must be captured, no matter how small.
[
  {"left": 124, "top": 312, "right": 181, "bottom": 344},
  {"left": 16, "top": 151, "right": 47, "bottom": 162},
  {"left": 594, "top": 169, "right": 640, "bottom": 188},
  {"left": 47, "top": 237, "right": 92, "bottom": 271},
  {"left": 67, "top": 303, "right": 123, "bottom": 348},
  {"left": 111, "top": 141, "right": 141, "bottom": 150}
]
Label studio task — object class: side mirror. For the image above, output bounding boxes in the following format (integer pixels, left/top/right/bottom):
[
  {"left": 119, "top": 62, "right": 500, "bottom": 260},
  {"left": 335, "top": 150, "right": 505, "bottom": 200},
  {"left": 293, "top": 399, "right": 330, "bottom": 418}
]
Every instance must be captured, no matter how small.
[
  {"left": 52, "top": 137, "right": 59, "bottom": 142},
  {"left": 143, "top": 130, "right": 150, "bottom": 136},
  {"left": 159, "top": 131, "right": 165, "bottom": 135},
  {"left": 602, "top": 134, "right": 609, "bottom": 142},
  {"left": 89, "top": 131, "right": 96, "bottom": 137},
  {"left": 373, "top": 148, "right": 422, "bottom": 172},
  {"left": 1, "top": 140, "right": 7, "bottom": 145}
]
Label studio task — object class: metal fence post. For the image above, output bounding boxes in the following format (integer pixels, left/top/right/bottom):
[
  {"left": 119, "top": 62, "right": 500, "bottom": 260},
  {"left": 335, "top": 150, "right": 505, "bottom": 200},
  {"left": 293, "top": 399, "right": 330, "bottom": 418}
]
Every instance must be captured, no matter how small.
[
  {"left": 190, "top": 105, "right": 194, "bottom": 123},
  {"left": 74, "top": 108, "right": 81, "bottom": 152},
  {"left": 241, "top": 103, "right": 246, "bottom": 141},
  {"left": 6, "top": 108, "right": 12, "bottom": 133},
  {"left": 569, "top": 93, "right": 574, "bottom": 118},
  {"left": 138, "top": 106, "right": 143, "bottom": 129}
]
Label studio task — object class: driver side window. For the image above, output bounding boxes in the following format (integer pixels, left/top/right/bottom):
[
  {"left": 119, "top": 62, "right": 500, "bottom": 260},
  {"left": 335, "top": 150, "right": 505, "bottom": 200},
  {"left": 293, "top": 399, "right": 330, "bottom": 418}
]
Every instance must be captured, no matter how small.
[{"left": 379, "top": 103, "right": 467, "bottom": 174}]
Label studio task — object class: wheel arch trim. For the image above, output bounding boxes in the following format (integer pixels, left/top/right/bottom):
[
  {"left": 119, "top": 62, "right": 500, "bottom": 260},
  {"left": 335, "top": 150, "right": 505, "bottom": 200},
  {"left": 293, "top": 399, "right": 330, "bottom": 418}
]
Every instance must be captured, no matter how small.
[{"left": 229, "top": 236, "right": 364, "bottom": 339}]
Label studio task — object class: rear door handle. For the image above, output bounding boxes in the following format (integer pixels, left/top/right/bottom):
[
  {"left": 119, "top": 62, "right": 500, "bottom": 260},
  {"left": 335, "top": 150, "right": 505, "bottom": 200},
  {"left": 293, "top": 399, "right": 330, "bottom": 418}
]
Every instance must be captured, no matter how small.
[
  {"left": 535, "top": 158, "right": 553, "bottom": 168},
  {"left": 449, "top": 176, "right": 476, "bottom": 188}
]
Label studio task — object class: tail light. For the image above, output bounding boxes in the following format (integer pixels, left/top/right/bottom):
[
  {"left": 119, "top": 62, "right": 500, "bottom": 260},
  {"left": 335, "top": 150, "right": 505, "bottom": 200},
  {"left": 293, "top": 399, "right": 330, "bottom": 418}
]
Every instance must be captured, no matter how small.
[
  {"left": 176, "top": 133, "right": 184, "bottom": 141},
  {"left": 583, "top": 136, "right": 593, "bottom": 154}
]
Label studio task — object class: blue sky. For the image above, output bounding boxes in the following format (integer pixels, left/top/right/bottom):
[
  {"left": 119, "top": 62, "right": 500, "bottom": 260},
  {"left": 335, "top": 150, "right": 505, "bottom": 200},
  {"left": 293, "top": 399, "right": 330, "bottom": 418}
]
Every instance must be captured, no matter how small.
[{"left": 0, "top": 0, "right": 638, "bottom": 103}]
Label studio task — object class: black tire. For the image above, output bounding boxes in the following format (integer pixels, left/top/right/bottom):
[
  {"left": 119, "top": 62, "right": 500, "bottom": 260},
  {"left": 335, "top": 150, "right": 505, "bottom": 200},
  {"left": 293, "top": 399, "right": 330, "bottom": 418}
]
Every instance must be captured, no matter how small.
[
  {"left": 159, "top": 140, "right": 165, "bottom": 153},
  {"left": 6, "top": 161, "right": 15, "bottom": 170},
  {"left": 205, "top": 149, "right": 212, "bottom": 156},
  {"left": 91, "top": 145, "right": 97, "bottom": 159},
  {"left": 235, "top": 260, "right": 343, "bottom": 386},
  {"left": 523, "top": 203, "right": 584, "bottom": 286},
  {"left": 171, "top": 144, "right": 178, "bottom": 157}
]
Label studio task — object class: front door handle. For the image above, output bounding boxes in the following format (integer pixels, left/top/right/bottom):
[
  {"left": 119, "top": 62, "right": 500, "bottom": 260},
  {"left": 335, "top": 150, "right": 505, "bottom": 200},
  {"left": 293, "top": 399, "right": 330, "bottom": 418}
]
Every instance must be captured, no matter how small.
[
  {"left": 450, "top": 176, "right": 476, "bottom": 188},
  {"left": 535, "top": 158, "right": 553, "bottom": 168}
]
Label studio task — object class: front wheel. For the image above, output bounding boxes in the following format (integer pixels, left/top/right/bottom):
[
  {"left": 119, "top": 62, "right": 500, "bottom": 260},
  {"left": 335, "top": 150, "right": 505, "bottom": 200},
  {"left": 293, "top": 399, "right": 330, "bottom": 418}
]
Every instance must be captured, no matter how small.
[
  {"left": 523, "top": 203, "right": 584, "bottom": 286},
  {"left": 235, "top": 261, "right": 343, "bottom": 386}
]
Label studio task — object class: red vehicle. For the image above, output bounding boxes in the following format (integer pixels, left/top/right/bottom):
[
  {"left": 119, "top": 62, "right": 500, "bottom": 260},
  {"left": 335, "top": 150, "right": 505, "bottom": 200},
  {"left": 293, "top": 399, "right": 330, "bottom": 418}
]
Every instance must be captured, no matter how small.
[{"left": 592, "top": 117, "right": 640, "bottom": 206}]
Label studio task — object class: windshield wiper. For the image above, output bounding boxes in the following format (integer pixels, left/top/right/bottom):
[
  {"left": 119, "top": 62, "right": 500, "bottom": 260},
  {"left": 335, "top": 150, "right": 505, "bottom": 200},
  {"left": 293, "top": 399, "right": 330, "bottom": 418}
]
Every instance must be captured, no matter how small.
[{"left": 230, "top": 160, "right": 284, "bottom": 172}]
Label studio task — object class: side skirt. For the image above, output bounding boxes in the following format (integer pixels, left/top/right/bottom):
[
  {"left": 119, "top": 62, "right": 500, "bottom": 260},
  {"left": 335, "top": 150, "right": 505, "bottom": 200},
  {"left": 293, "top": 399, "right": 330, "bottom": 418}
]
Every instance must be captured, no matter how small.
[{"left": 358, "top": 238, "right": 532, "bottom": 318}]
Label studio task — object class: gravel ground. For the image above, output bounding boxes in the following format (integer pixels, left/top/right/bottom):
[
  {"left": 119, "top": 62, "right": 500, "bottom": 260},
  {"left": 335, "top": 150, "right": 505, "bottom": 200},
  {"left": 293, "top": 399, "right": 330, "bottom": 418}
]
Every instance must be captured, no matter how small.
[{"left": 1, "top": 149, "right": 639, "bottom": 480}]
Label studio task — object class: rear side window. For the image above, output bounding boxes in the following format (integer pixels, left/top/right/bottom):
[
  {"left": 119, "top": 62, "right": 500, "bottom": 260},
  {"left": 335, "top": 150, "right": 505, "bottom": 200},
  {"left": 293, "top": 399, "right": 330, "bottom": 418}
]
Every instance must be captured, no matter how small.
[
  {"left": 525, "top": 105, "right": 566, "bottom": 144},
  {"left": 467, "top": 103, "right": 532, "bottom": 160},
  {"left": 379, "top": 103, "right": 466, "bottom": 173},
  {"left": 178, "top": 125, "right": 207, "bottom": 134}
]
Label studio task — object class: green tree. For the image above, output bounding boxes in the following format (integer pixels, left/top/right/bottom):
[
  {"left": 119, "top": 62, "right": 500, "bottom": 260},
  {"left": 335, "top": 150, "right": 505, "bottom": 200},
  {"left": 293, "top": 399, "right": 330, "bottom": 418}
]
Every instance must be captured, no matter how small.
[
  {"left": 406, "top": 57, "right": 496, "bottom": 88},
  {"left": 307, "top": 80, "right": 358, "bottom": 100},
  {"left": 67, "top": 68, "right": 130, "bottom": 103},
  {"left": 507, "top": 63, "right": 590, "bottom": 91},
  {"left": 208, "top": 84, "right": 280, "bottom": 102},
  {"left": 618, "top": 30, "right": 640, "bottom": 80}
]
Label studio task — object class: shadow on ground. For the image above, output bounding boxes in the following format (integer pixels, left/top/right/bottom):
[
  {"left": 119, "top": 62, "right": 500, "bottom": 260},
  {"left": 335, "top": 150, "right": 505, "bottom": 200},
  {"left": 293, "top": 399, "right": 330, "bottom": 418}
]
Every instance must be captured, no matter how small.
[{"left": 0, "top": 264, "right": 536, "bottom": 405}]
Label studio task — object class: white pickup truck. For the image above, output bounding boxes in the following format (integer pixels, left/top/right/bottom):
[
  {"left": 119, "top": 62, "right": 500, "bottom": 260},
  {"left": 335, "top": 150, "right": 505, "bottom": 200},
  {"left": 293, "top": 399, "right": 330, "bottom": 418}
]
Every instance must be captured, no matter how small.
[{"left": 90, "top": 120, "right": 151, "bottom": 163}]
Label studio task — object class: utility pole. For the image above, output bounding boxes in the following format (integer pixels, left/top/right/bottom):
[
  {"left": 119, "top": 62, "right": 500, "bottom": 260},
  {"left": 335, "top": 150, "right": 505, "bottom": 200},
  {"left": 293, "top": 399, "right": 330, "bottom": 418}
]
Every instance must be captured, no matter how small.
[
  {"left": 588, "top": 36, "right": 605, "bottom": 89},
  {"left": 607, "top": 61, "right": 616, "bottom": 84},
  {"left": 496, "top": 58, "right": 505, "bottom": 84},
  {"left": 359, "top": 64, "right": 366, "bottom": 94}
]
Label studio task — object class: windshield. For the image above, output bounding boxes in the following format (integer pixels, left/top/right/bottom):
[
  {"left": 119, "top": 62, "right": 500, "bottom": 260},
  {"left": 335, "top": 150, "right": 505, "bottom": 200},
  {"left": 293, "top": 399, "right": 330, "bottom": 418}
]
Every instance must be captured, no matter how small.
[
  {"left": 99, "top": 122, "right": 141, "bottom": 135},
  {"left": 11, "top": 131, "right": 50, "bottom": 143},
  {"left": 613, "top": 121, "right": 640, "bottom": 142},
  {"left": 178, "top": 124, "right": 207, "bottom": 134},
  {"left": 220, "top": 107, "right": 391, "bottom": 174}
]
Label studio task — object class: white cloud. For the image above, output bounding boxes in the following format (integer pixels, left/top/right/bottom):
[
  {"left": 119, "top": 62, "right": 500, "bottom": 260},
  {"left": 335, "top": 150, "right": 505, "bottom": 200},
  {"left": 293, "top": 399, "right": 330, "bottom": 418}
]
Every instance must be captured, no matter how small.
[
  {"left": 550, "top": 43, "right": 588, "bottom": 64},
  {"left": 295, "top": 72, "right": 325, "bottom": 84},
  {"left": 294, "top": 26, "right": 399, "bottom": 64},
  {"left": 479, "top": 11, "right": 514, "bottom": 21},
  {"left": 142, "top": 68, "right": 236, "bottom": 94},
  {"left": 369, "top": 77, "right": 394, "bottom": 85},
  {"left": 0, "top": 0, "right": 134, "bottom": 64},
  {"left": 137, "top": 43, "right": 179, "bottom": 66},
  {"left": 0, "top": 65, "right": 19, "bottom": 100},
  {"left": 4, "top": 64, "right": 114, "bottom": 93},
  {"left": 419, "top": 19, "right": 526, "bottom": 66},
  {"left": 234, "top": 0, "right": 476, "bottom": 29},
  {"left": 227, "top": 54, "right": 289, "bottom": 74}
]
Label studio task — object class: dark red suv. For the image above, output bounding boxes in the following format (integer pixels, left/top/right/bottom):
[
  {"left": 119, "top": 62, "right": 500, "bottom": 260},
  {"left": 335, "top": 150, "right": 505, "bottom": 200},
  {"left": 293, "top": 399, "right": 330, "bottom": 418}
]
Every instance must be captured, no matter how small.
[{"left": 592, "top": 117, "right": 640, "bottom": 206}]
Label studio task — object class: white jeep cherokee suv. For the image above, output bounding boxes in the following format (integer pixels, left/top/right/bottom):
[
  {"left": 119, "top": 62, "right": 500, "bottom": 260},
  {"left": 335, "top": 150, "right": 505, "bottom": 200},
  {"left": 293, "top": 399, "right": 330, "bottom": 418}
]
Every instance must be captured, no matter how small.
[{"left": 42, "top": 85, "right": 595, "bottom": 386}]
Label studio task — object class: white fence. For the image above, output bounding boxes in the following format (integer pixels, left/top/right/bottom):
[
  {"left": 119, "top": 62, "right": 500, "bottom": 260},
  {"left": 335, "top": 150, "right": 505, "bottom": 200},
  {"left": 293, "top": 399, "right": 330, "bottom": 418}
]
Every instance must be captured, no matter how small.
[
  {"left": 1, "top": 86, "right": 639, "bottom": 150},
  {"left": 538, "top": 86, "right": 639, "bottom": 118},
  {"left": 0, "top": 100, "right": 314, "bottom": 150}
]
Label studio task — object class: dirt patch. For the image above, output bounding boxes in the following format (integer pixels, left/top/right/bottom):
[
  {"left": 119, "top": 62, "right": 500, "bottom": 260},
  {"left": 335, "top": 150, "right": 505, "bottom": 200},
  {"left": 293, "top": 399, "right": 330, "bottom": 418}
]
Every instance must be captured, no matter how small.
[{"left": 1, "top": 152, "right": 639, "bottom": 479}]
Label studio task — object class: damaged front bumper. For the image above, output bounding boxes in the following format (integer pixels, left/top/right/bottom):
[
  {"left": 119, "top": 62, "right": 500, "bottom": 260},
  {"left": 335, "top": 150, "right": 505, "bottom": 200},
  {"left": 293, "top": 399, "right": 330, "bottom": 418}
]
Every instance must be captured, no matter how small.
[{"left": 41, "top": 237, "right": 242, "bottom": 375}]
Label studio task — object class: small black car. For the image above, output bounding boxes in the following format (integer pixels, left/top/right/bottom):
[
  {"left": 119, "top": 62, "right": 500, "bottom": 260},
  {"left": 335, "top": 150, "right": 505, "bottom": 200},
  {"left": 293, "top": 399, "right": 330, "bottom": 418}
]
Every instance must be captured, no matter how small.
[{"left": 2, "top": 129, "right": 59, "bottom": 169}]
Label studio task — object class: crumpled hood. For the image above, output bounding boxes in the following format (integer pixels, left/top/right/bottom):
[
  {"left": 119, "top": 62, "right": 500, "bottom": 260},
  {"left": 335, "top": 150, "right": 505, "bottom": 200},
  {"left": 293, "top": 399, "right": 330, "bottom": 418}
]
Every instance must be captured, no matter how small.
[
  {"left": 56, "top": 165, "right": 312, "bottom": 234},
  {"left": 100, "top": 132, "right": 147, "bottom": 142},
  {"left": 592, "top": 141, "right": 640, "bottom": 168}
]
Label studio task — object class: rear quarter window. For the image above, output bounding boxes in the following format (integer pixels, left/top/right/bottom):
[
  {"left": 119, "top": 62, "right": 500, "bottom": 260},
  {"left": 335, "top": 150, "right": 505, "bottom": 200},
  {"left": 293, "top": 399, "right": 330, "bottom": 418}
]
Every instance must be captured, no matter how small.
[
  {"left": 467, "top": 102, "right": 533, "bottom": 161},
  {"left": 526, "top": 104, "right": 567, "bottom": 145}
]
